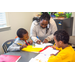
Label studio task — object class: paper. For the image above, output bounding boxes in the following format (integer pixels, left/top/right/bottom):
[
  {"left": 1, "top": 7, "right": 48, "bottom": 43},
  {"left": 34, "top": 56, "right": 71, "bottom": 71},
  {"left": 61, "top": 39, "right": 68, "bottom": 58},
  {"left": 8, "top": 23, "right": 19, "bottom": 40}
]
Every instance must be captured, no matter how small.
[
  {"left": 29, "top": 54, "right": 50, "bottom": 62},
  {"left": 40, "top": 46, "right": 59, "bottom": 55},
  {"left": 35, "top": 43, "right": 53, "bottom": 48},
  {"left": 29, "top": 46, "right": 59, "bottom": 62}
]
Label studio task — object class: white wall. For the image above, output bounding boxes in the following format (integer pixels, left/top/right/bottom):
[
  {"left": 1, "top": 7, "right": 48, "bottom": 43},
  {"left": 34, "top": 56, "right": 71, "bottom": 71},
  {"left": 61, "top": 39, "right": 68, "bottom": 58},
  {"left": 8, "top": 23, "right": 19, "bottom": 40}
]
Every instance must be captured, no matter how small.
[
  {"left": 1, "top": 12, "right": 75, "bottom": 54},
  {"left": 0, "top": 12, "right": 39, "bottom": 54},
  {"left": 72, "top": 12, "right": 75, "bottom": 36}
]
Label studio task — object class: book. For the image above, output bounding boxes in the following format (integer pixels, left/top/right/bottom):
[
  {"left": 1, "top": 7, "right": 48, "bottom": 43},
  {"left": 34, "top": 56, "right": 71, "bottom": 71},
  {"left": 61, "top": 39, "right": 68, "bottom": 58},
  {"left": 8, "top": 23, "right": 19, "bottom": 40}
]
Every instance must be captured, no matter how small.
[
  {"left": 22, "top": 43, "right": 53, "bottom": 52},
  {"left": 0, "top": 55, "right": 21, "bottom": 62},
  {"left": 40, "top": 46, "right": 59, "bottom": 55},
  {"left": 29, "top": 46, "right": 59, "bottom": 62},
  {"left": 22, "top": 45, "right": 43, "bottom": 52}
]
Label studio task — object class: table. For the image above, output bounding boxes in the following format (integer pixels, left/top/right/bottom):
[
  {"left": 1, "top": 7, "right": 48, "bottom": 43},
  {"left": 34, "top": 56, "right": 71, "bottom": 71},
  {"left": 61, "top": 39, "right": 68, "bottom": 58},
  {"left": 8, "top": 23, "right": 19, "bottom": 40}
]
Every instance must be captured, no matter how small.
[
  {"left": 5, "top": 43, "right": 53, "bottom": 62},
  {"left": 5, "top": 51, "right": 39, "bottom": 62}
]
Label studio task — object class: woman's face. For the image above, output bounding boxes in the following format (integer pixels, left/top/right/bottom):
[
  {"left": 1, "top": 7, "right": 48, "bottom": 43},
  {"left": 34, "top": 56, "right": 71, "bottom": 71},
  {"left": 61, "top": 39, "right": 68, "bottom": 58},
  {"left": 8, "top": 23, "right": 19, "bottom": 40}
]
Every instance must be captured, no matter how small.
[{"left": 40, "top": 19, "right": 49, "bottom": 29}]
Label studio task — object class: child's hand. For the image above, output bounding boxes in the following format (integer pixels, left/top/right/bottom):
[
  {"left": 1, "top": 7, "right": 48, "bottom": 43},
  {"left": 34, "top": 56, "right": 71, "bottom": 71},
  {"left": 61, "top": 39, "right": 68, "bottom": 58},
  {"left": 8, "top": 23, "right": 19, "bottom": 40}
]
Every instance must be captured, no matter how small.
[
  {"left": 50, "top": 54, "right": 55, "bottom": 56},
  {"left": 52, "top": 46, "right": 57, "bottom": 49},
  {"left": 20, "top": 44, "right": 27, "bottom": 49},
  {"left": 28, "top": 40, "right": 33, "bottom": 44}
]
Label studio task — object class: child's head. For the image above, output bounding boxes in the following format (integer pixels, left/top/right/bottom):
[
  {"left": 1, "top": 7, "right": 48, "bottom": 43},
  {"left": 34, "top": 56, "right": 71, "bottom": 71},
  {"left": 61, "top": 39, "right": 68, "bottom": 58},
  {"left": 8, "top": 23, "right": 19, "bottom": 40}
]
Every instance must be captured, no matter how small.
[
  {"left": 54, "top": 30, "right": 69, "bottom": 48},
  {"left": 17, "top": 28, "right": 29, "bottom": 40}
]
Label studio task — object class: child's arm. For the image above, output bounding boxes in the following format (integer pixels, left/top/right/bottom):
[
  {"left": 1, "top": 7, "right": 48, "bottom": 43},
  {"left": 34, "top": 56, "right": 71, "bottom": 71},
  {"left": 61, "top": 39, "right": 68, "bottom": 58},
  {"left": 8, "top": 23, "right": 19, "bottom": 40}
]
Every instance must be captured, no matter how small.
[
  {"left": 48, "top": 50, "right": 67, "bottom": 62},
  {"left": 20, "top": 44, "right": 27, "bottom": 49},
  {"left": 52, "top": 45, "right": 62, "bottom": 51},
  {"left": 7, "top": 43, "right": 27, "bottom": 52}
]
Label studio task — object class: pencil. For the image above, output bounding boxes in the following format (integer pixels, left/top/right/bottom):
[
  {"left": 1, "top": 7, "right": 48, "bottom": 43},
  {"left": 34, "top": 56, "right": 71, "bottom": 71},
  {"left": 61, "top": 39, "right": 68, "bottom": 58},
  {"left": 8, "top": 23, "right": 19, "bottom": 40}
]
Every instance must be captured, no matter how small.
[{"left": 17, "top": 43, "right": 22, "bottom": 46}]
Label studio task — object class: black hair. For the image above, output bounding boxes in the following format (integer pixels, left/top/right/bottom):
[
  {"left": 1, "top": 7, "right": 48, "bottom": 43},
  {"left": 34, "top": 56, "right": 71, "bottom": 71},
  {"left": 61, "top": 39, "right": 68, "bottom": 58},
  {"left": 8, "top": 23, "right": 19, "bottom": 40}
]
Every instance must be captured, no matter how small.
[
  {"left": 17, "top": 28, "right": 27, "bottom": 38},
  {"left": 40, "top": 12, "right": 50, "bottom": 21},
  {"left": 54, "top": 30, "right": 69, "bottom": 44},
  {"left": 39, "top": 12, "right": 50, "bottom": 34}
]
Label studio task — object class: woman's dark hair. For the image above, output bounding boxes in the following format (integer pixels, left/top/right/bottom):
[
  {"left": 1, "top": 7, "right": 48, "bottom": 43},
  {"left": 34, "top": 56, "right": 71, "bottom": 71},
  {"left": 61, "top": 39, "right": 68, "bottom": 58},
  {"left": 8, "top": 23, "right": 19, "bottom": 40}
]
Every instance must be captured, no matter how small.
[
  {"left": 54, "top": 30, "right": 69, "bottom": 44},
  {"left": 17, "top": 28, "right": 27, "bottom": 38},
  {"left": 39, "top": 12, "right": 50, "bottom": 34},
  {"left": 39, "top": 12, "right": 50, "bottom": 21}
]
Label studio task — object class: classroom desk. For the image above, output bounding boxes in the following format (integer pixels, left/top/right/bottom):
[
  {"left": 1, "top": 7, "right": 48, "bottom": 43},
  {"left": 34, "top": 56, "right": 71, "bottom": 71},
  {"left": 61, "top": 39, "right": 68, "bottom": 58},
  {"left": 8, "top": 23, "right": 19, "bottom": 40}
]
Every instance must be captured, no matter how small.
[{"left": 5, "top": 51, "right": 39, "bottom": 62}]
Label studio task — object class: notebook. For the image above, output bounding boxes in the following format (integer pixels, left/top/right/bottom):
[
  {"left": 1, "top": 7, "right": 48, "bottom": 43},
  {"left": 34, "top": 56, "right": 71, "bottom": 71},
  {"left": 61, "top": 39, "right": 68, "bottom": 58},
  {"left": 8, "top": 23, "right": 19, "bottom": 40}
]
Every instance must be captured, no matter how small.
[
  {"left": 40, "top": 46, "right": 59, "bottom": 55},
  {"left": 29, "top": 46, "right": 59, "bottom": 62},
  {"left": 22, "top": 43, "right": 53, "bottom": 52},
  {"left": 0, "top": 55, "right": 21, "bottom": 62},
  {"left": 22, "top": 45, "right": 43, "bottom": 52}
]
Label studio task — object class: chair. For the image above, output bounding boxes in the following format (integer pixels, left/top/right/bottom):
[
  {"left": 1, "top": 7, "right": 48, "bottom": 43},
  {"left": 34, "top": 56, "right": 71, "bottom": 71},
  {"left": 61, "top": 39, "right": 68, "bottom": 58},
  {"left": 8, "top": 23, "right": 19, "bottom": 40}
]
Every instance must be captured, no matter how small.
[{"left": 2, "top": 39, "right": 15, "bottom": 53}]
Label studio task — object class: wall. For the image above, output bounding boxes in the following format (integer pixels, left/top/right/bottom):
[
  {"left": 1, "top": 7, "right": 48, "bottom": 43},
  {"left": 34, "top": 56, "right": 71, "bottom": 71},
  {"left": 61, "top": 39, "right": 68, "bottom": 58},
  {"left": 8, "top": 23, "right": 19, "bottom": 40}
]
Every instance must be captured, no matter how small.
[
  {"left": 0, "top": 12, "right": 39, "bottom": 54},
  {"left": 72, "top": 12, "right": 75, "bottom": 36},
  {"left": 0, "top": 12, "right": 75, "bottom": 54}
]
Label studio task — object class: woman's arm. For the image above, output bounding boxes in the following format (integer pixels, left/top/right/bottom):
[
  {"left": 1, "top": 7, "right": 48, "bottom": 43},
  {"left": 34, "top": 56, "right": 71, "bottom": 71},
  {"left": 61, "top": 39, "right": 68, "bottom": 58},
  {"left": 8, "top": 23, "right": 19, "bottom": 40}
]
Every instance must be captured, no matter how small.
[
  {"left": 45, "top": 18, "right": 57, "bottom": 41},
  {"left": 30, "top": 21, "right": 40, "bottom": 42}
]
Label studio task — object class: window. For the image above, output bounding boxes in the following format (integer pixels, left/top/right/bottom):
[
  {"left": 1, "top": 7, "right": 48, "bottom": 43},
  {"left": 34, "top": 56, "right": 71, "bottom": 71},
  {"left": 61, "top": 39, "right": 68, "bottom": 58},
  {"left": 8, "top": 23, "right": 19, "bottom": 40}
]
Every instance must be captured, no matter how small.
[{"left": 0, "top": 12, "right": 10, "bottom": 29}]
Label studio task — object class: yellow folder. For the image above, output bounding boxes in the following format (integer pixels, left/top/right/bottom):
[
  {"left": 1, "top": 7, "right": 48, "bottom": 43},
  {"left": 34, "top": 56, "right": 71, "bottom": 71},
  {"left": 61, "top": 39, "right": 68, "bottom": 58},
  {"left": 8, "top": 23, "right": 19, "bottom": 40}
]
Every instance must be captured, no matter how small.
[{"left": 22, "top": 45, "right": 43, "bottom": 52}]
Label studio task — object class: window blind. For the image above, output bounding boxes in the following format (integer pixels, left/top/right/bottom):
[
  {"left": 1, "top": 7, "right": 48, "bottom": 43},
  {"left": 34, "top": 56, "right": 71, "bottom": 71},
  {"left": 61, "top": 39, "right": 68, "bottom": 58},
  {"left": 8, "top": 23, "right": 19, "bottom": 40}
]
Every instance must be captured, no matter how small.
[{"left": 0, "top": 12, "right": 6, "bottom": 26}]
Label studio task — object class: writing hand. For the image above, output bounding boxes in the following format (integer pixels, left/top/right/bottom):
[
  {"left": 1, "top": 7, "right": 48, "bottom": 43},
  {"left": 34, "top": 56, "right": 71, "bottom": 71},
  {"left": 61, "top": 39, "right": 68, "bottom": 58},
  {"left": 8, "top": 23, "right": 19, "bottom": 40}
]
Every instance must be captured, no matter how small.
[
  {"left": 36, "top": 40, "right": 41, "bottom": 44},
  {"left": 52, "top": 46, "right": 56, "bottom": 49},
  {"left": 20, "top": 44, "right": 27, "bottom": 49},
  {"left": 50, "top": 54, "right": 55, "bottom": 56},
  {"left": 43, "top": 39, "right": 48, "bottom": 43},
  {"left": 28, "top": 40, "right": 33, "bottom": 44}
]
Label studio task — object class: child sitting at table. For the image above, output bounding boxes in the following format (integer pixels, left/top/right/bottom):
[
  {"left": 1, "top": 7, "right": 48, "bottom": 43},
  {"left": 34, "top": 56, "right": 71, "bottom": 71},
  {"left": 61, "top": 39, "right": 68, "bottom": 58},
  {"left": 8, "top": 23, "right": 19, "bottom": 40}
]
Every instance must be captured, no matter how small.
[
  {"left": 7, "top": 28, "right": 33, "bottom": 52},
  {"left": 48, "top": 30, "right": 75, "bottom": 62}
]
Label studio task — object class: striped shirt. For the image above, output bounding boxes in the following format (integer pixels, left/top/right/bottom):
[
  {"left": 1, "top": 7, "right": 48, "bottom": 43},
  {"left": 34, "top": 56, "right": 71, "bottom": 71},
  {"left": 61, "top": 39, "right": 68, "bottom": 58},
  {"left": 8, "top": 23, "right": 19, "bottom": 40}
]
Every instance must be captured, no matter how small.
[{"left": 7, "top": 38, "right": 27, "bottom": 52}]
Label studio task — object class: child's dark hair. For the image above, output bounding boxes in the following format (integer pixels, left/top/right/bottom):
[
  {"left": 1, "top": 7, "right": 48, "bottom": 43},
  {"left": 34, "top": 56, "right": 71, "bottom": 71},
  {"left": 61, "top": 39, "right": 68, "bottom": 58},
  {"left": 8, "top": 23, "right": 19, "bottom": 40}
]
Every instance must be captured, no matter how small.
[
  {"left": 17, "top": 28, "right": 27, "bottom": 38},
  {"left": 54, "top": 30, "right": 69, "bottom": 44},
  {"left": 40, "top": 12, "right": 50, "bottom": 22}
]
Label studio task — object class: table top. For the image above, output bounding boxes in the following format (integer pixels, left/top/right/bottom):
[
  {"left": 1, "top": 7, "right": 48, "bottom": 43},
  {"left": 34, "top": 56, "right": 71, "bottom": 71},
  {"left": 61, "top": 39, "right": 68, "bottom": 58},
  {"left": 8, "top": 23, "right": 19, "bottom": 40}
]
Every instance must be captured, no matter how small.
[{"left": 5, "top": 51, "right": 39, "bottom": 62}]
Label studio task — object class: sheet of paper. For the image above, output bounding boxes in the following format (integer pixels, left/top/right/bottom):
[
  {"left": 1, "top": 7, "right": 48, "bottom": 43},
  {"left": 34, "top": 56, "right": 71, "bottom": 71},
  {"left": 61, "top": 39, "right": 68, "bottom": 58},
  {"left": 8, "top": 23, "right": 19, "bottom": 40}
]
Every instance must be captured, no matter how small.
[
  {"left": 29, "top": 54, "right": 50, "bottom": 62},
  {"left": 40, "top": 47, "right": 59, "bottom": 55},
  {"left": 35, "top": 43, "right": 53, "bottom": 48}
]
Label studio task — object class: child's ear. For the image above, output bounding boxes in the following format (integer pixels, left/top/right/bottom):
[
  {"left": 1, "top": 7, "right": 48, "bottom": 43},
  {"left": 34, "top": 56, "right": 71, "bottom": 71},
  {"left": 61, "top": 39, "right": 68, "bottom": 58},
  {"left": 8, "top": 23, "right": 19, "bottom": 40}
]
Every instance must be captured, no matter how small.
[{"left": 59, "top": 41, "right": 63, "bottom": 44}]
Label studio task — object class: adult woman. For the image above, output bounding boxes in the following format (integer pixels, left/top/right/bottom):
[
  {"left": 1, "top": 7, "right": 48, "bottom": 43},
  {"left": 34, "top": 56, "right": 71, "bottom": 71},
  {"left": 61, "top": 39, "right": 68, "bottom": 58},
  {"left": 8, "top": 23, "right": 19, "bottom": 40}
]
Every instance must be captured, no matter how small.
[{"left": 30, "top": 12, "right": 57, "bottom": 44}]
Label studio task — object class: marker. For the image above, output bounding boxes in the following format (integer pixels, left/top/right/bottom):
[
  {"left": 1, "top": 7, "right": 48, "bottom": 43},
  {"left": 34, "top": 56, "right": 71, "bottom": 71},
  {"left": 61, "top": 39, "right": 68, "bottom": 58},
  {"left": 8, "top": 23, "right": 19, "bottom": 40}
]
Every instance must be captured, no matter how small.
[{"left": 37, "top": 36, "right": 39, "bottom": 39}]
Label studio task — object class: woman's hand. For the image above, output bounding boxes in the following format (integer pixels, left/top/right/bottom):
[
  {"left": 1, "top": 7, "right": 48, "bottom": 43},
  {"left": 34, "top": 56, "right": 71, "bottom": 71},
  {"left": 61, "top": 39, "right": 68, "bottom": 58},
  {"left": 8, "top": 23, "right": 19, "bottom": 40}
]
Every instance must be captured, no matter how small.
[
  {"left": 43, "top": 39, "right": 48, "bottom": 43},
  {"left": 36, "top": 40, "right": 41, "bottom": 44}
]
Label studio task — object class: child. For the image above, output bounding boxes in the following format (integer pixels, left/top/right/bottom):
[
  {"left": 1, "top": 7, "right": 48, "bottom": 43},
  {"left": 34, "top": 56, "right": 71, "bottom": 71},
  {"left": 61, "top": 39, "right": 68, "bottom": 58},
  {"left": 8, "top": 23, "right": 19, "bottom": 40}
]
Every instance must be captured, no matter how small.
[
  {"left": 48, "top": 30, "right": 75, "bottom": 62},
  {"left": 7, "top": 28, "right": 33, "bottom": 52}
]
